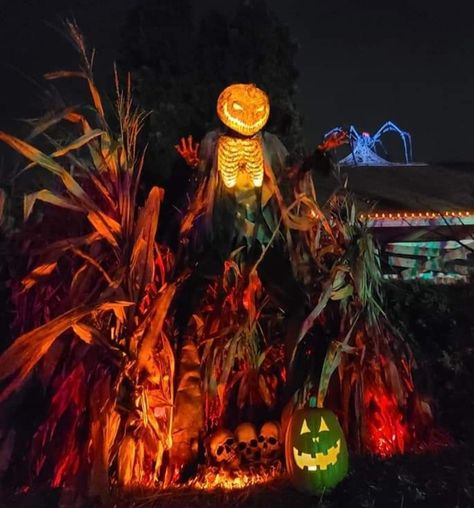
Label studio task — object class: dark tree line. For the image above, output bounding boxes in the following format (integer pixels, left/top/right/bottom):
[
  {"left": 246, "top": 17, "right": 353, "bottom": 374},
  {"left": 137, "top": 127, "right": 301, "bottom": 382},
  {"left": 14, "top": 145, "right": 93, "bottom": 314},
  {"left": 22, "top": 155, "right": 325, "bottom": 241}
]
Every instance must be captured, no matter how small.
[{"left": 118, "top": 0, "right": 304, "bottom": 189}]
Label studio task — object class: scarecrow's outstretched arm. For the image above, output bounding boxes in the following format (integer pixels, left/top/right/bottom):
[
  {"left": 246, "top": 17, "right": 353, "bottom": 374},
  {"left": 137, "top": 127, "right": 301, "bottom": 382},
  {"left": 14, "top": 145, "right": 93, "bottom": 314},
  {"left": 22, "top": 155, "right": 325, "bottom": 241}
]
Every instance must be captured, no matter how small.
[
  {"left": 317, "top": 129, "right": 349, "bottom": 152},
  {"left": 289, "top": 129, "right": 349, "bottom": 177},
  {"left": 175, "top": 135, "right": 200, "bottom": 169}
]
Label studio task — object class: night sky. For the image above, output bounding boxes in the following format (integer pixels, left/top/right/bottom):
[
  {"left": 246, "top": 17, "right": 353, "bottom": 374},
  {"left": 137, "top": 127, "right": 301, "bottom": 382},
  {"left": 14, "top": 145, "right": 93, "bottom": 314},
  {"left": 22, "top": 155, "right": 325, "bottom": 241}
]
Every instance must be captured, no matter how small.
[{"left": 2, "top": 0, "right": 474, "bottom": 163}]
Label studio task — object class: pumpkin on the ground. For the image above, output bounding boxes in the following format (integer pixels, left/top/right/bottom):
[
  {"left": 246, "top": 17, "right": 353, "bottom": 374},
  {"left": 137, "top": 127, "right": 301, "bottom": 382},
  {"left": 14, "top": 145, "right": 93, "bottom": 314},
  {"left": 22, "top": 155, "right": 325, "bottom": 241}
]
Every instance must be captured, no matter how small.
[{"left": 285, "top": 397, "right": 349, "bottom": 494}]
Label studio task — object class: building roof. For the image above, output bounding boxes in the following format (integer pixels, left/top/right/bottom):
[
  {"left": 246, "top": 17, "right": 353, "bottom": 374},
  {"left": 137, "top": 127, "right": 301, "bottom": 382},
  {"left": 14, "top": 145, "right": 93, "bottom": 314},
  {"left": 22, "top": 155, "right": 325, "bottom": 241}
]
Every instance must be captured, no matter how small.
[{"left": 315, "top": 162, "right": 474, "bottom": 213}]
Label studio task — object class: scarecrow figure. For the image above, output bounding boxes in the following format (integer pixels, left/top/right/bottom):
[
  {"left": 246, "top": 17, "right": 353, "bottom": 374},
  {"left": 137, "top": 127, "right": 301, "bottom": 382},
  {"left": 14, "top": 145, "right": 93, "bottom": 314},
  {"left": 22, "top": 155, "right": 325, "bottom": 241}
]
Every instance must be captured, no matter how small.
[
  {"left": 177, "top": 83, "right": 348, "bottom": 262},
  {"left": 175, "top": 84, "right": 350, "bottom": 322},
  {"left": 177, "top": 83, "right": 290, "bottom": 262}
]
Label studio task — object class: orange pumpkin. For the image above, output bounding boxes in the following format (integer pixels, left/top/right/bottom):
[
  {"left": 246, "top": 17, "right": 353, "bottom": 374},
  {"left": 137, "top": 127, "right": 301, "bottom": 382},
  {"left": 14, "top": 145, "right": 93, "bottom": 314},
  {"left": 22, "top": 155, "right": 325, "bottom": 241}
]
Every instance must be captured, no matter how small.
[{"left": 216, "top": 83, "right": 270, "bottom": 136}]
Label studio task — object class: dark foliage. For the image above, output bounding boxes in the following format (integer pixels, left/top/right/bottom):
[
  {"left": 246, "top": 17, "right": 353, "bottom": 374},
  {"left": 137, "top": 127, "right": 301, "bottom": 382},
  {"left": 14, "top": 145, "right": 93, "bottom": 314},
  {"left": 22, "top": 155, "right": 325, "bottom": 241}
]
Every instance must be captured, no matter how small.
[
  {"left": 118, "top": 0, "right": 304, "bottom": 189},
  {"left": 385, "top": 281, "right": 474, "bottom": 442}
]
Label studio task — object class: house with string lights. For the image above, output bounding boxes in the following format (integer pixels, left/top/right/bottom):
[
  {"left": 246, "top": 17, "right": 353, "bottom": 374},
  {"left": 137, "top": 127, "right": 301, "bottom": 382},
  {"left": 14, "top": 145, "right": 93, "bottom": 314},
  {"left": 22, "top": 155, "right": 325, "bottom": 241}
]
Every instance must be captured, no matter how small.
[
  {"left": 319, "top": 123, "right": 474, "bottom": 282},
  {"left": 316, "top": 161, "right": 474, "bottom": 282}
]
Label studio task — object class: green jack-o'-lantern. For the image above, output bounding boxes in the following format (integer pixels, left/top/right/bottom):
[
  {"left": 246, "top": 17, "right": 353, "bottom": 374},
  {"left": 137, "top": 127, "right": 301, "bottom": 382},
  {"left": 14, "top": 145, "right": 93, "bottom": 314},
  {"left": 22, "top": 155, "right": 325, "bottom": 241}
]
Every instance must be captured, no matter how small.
[{"left": 285, "top": 397, "right": 349, "bottom": 495}]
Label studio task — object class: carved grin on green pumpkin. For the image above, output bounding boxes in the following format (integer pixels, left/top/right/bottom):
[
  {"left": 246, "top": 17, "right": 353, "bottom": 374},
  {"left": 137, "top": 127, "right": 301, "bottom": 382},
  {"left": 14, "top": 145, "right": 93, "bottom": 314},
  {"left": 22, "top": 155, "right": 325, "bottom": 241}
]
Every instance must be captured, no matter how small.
[
  {"left": 285, "top": 404, "right": 349, "bottom": 494},
  {"left": 292, "top": 417, "right": 341, "bottom": 471}
]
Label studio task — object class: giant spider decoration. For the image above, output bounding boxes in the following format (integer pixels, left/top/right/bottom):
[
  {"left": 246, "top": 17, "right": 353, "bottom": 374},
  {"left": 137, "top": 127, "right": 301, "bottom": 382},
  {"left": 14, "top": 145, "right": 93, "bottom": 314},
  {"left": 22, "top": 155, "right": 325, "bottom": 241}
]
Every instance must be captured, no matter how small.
[{"left": 323, "top": 121, "right": 413, "bottom": 166}]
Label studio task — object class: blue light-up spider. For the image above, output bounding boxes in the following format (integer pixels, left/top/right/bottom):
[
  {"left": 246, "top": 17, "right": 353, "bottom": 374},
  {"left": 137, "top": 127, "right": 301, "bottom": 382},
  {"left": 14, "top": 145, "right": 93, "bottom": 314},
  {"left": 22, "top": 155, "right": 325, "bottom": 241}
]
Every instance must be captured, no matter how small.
[{"left": 323, "top": 121, "right": 413, "bottom": 165}]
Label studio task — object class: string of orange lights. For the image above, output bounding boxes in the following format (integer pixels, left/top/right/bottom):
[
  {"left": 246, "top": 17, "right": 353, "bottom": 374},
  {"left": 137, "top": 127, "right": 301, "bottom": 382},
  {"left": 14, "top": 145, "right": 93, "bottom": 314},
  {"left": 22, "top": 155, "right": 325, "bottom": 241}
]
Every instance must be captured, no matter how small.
[{"left": 359, "top": 211, "right": 474, "bottom": 220}]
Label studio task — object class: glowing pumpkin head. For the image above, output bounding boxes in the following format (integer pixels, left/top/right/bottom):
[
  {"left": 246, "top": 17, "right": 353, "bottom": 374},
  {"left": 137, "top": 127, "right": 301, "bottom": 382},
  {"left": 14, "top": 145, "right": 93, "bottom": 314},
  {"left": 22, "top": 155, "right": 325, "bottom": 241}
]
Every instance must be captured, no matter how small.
[
  {"left": 216, "top": 83, "right": 270, "bottom": 136},
  {"left": 285, "top": 399, "right": 349, "bottom": 495}
]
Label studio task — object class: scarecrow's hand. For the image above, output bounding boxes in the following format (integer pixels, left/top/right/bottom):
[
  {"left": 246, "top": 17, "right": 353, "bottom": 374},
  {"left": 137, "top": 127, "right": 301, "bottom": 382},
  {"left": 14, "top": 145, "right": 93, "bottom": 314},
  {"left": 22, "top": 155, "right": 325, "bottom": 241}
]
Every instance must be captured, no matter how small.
[
  {"left": 317, "top": 130, "right": 349, "bottom": 152},
  {"left": 175, "top": 135, "right": 200, "bottom": 169}
]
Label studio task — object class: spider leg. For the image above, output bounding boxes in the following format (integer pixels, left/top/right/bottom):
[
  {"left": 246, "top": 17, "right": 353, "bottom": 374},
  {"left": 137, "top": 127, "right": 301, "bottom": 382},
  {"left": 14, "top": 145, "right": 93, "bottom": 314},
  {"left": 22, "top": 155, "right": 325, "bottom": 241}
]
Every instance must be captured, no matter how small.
[
  {"left": 348, "top": 125, "right": 360, "bottom": 143},
  {"left": 348, "top": 125, "right": 361, "bottom": 164},
  {"left": 372, "top": 121, "right": 412, "bottom": 163}
]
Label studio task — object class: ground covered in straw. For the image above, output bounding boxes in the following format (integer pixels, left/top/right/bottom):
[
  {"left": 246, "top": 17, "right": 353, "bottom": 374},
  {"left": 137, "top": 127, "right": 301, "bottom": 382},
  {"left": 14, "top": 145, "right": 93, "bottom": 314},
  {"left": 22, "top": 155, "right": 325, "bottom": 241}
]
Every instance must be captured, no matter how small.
[
  {"left": 118, "top": 445, "right": 474, "bottom": 508},
  {"left": 4, "top": 442, "right": 474, "bottom": 508}
]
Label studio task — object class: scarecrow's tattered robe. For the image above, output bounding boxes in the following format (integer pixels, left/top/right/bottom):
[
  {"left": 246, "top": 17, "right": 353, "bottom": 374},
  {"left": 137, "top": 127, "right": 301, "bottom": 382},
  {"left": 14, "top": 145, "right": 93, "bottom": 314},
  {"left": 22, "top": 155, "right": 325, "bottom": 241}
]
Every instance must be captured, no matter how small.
[{"left": 195, "top": 128, "right": 290, "bottom": 257}]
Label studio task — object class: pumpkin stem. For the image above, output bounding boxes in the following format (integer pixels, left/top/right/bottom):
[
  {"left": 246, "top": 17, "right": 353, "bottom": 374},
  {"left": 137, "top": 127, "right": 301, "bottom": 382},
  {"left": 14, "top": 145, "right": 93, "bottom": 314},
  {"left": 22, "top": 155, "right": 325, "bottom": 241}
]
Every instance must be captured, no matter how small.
[{"left": 309, "top": 396, "right": 317, "bottom": 408}]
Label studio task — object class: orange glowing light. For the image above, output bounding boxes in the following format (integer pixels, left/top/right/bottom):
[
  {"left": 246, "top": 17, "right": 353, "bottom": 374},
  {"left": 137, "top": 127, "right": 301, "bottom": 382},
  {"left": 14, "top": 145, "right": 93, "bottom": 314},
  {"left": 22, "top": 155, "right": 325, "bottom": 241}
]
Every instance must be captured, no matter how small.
[
  {"left": 361, "top": 210, "right": 474, "bottom": 221},
  {"left": 182, "top": 463, "right": 283, "bottom": 491},
  {"left": 217, "top": 135, "right": 264, "bottom": 188},
  {"left": 216, "top": 83, "right": 270, "bottom": 136}
]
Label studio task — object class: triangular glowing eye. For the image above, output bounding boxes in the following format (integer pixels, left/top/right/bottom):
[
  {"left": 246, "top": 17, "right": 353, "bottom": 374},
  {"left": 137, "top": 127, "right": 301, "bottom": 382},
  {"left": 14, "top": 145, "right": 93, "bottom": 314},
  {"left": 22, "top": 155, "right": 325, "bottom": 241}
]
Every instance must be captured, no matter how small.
[
  {"left": 318, "top": 417, "right": 330, "bottom": 432},
  {"left": 233, "top": 102, "right": 243, "bottom": 111},
  {"left": 300, "top": 419, "right": 311, "bottom": 435}
]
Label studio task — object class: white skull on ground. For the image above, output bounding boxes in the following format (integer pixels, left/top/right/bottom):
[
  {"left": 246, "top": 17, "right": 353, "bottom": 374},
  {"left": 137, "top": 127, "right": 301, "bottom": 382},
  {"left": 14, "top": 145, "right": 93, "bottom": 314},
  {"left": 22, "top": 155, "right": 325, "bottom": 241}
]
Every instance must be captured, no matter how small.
[
  {"left": 258, "top": 421, "right": 282, "bottom": 464},
  {"left": 208, "top": 428, "right": 240, "bottom": 468},
  {"left": 234, "top": 422, "right": 260, "bottom": 463}
]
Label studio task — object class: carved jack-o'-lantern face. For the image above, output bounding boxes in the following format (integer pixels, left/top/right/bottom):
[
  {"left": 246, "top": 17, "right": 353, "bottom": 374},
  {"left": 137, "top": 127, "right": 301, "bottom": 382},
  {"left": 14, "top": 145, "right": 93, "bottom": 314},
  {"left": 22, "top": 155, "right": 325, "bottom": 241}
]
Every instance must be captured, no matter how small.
[
  {"left": 292, "top": 415, "right": 341, "bottom": 471},
  {"left": 285, "top": 404, "right": 349, "bottom": 495},
  {"left": 216, "top": 83, "right": 270, "bottom": 136}
]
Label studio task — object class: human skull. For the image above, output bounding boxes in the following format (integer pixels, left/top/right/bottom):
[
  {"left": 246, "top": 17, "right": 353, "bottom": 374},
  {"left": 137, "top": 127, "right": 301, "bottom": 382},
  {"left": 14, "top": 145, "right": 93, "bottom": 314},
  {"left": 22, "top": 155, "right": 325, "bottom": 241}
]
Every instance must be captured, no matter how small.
[
  {"left": 234, "top": 422, "right": 260, "bottom": 463},
  {"left": 258, "top": 421, "right": 282, "bottom": 464},
  {"left": 208, "top": 428, "right": 240, "bottom": 468}
]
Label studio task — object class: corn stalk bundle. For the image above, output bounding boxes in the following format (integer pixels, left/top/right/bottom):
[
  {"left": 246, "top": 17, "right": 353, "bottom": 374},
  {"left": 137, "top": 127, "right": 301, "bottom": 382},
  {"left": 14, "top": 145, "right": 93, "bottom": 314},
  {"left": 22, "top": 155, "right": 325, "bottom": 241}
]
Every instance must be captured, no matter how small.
[
  {"left": 288, "top": 186, "right": 435, "bottom": 454},
  {"left": 194, "top": 258, "right": 286, "bottom": 429},
  {"left": 0, "top": 24, "right": 183, "bottom": 497}
]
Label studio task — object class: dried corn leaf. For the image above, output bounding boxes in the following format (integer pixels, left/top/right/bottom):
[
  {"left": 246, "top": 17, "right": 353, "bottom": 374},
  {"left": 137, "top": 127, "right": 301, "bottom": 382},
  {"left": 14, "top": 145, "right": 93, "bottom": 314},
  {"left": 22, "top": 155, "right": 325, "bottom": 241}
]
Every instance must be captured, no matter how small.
[
  {"left": 170, "top": 339, "right": 203, "bottom": 470},
  {"left": 22, "top": 262, "right": 57, "bottom": 290},
  {"left": 317, "top": 316, "right": 361, "bottom": 408},
  {"left": 72, "top": 322, "right": 102, "bottom": 345},
  {"left": 0, "top": 131, "right": 96, "bottom": 210},
  {"left": 30, "top": 232, "right": 100, "bottom": 258},
  {"left": 133, "top": 439, "right": 145, "bottom": 484},
  {"left": 64, "top": 111, "right": 93, "bottom": 135},
  {"left": 87, "top": 211, "right": 119, "bottom": 248},
  {"left": 87, "top": 78, "right": 106, "bottom": 120},
  {"left": 130, "top": 187, "right": 163, "bottom": 300},
  {"left": 99, "top": 133, "right": 120, "bottom": 180},
  {"left": 23, "top": 233, "right": 101, "bottom": 290},
  {"left": 137, "top": 284, "right": 177, "bottom": 370},
  {"left": 26, "top": 105, "right": 80, "bottom": 140},
  {"left": 89, "top": 372, "right": 120, "bottom": 499},
  {"left": 258, "top": 374, "right": 273, "bottom": 407},
  {"left": 89, "top": 418, "right": 109, "bottom": 498},
  {"left": 331, "top": 283, "right": 353, "bottom": 301},
  {"left": 44, "top": 70, "right": 86, "bottom": 80},
  {"left": 51, "top": 129, "right": 103, "bottom": 158},
  {"left": 117, "top": 435, "right": 136, "bottom": 487},
  {"left": 24, "top": 189, "right": 82, "bottom": 220},
  {"left": 45, "top": 63, "right": 105, "bottom": 121},
  {"left": 97, "top": 301, "right": 134, "bottom": 323},
  {"left": 0, "top": 301, "right": 132, "bottom": 401}
]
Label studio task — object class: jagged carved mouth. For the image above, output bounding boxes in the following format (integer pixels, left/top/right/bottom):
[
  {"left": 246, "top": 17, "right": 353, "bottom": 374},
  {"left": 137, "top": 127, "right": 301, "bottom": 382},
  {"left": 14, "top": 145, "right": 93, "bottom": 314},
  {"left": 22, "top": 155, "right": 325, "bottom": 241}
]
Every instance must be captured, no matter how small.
[
  {"left": 292, "top": 439, "right": 341, "bottom": 471},
  {"left": 222, "top": 103, "right": 267, "bottom": 133}
]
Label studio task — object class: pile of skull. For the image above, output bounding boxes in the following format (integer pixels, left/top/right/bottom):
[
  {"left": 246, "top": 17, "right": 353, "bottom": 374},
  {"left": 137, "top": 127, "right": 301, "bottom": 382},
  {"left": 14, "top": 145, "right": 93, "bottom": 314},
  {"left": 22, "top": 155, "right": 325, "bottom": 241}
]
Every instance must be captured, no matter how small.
[{"left": 208, "top": 421, "right": 282, "bottom": 471}]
